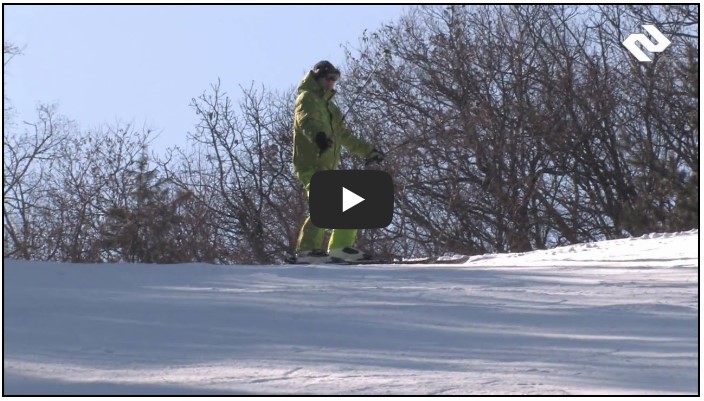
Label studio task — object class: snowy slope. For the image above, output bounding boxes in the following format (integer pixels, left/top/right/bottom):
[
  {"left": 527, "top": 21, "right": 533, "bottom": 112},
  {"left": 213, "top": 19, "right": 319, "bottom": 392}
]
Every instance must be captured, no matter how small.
[{"left": 3, "top": 230, "right": 699, "bottom": 395}]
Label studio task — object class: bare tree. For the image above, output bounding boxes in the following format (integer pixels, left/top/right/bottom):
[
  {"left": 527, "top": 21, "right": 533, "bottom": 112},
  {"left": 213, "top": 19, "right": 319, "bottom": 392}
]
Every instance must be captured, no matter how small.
[
  {"left": 45, "top": 124, "right": 168, "bottom": 262},
  {"left": 3, "top": 105, "right": 73, "bottom": 259},
  {"left": 167, "top": 80, "right": 305, "bottom": 264},
  {"left": 342, "top": 5, "right": 698, "bottom": 256},
  {"left": 4, "top": 41, "right": 23, "bottom": 132}
]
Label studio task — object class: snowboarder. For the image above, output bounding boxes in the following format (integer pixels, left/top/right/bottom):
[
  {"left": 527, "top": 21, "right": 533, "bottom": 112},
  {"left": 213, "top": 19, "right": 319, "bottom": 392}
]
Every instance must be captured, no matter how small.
[{"left": 292, "top": 60, "right": 385, "bottom": 263}]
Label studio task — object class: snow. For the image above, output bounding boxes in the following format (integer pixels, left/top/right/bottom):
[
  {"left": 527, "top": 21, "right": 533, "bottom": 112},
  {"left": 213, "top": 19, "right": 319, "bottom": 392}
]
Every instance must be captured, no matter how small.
[{"left": 3, "top": 230, "right": 699, "bottom": 395}]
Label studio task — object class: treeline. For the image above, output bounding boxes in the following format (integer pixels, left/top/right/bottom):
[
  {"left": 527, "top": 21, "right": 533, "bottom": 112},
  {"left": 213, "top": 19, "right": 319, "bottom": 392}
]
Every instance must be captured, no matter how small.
[{"left": 3, "top": 5, "right": 698, "bottom": 264}]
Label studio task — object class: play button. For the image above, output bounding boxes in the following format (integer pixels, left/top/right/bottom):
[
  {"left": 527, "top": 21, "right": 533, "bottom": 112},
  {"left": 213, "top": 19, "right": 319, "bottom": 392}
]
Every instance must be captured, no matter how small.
[
  {"left": 309, "top": 170, "right": 394, "bottom": 229},
  {"left": 342, "top": 187, "right": 364, "bottom": 212}
]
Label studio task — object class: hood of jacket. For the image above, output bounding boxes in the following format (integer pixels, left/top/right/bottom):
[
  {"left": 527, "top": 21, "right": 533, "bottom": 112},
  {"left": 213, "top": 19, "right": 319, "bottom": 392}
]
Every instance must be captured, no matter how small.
[{"left": 298, "top": 71, "right": 336, "bottom": 102}]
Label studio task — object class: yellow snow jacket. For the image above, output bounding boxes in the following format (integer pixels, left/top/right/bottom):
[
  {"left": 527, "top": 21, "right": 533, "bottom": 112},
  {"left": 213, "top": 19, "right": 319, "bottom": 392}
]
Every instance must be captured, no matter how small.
[{"left": 293, "top": 71, "right": 373, "bottom": 183}]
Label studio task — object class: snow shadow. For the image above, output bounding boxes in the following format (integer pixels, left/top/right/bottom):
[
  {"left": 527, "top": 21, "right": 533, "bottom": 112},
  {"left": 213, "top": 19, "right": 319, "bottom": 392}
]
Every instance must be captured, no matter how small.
[{"left": 4, "top": 261, "right": 698, "bottom": 394}]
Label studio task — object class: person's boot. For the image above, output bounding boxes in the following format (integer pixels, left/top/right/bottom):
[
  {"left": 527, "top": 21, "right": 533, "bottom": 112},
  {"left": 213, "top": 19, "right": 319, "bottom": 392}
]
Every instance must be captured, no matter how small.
[{"left": 328, "top": 247, "right": 374, "bottom": 263}]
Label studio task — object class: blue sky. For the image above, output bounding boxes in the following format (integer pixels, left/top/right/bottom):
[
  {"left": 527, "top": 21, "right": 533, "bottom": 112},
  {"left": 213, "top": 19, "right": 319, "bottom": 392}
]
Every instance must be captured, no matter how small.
[{"left": 4, "top": 5, "right": 407, "bottom": 150}]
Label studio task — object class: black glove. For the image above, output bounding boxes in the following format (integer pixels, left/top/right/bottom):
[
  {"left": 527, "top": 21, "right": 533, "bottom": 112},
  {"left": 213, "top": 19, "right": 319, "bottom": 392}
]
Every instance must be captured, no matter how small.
[
  {"left": 365, "top": 147, "right": 385, "bottom": 165},
  {"left": 315, "top": 132, "right": 333, "bottom": 155}
]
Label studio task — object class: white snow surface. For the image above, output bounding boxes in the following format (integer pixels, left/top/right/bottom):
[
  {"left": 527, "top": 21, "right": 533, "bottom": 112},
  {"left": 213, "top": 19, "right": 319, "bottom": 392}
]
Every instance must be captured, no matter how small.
[{"left": 3, "top": 230, "right": 699, "bottom": 395}]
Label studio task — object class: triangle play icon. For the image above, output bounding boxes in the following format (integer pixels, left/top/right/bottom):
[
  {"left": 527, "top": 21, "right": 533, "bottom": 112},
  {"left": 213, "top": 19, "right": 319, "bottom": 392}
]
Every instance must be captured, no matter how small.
[{"left": 342, "top": 187, "right": 365, "bottom": 212}]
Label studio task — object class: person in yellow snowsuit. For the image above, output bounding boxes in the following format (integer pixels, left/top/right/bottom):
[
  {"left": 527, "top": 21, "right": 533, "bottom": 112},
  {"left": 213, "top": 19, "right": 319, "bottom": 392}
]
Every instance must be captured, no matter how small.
[{"left": 292, "top": 60, "right": 384, "bottom": 263}]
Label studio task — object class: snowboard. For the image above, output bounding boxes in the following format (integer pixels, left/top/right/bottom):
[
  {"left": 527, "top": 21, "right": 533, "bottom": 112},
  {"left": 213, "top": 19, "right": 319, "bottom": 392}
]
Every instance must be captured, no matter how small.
[
  {"left": 283, "top": 255, "right": 469, "bottom": 265},
  {"left": 284, "top": 255, "right": 393, "bottom": 265}
]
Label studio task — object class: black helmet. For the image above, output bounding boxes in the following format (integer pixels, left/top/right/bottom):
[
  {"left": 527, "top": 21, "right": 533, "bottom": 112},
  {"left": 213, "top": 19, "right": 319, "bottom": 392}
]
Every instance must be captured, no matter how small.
[{"left": 312, "top": 60, "right": 340, "bottom": 78}]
